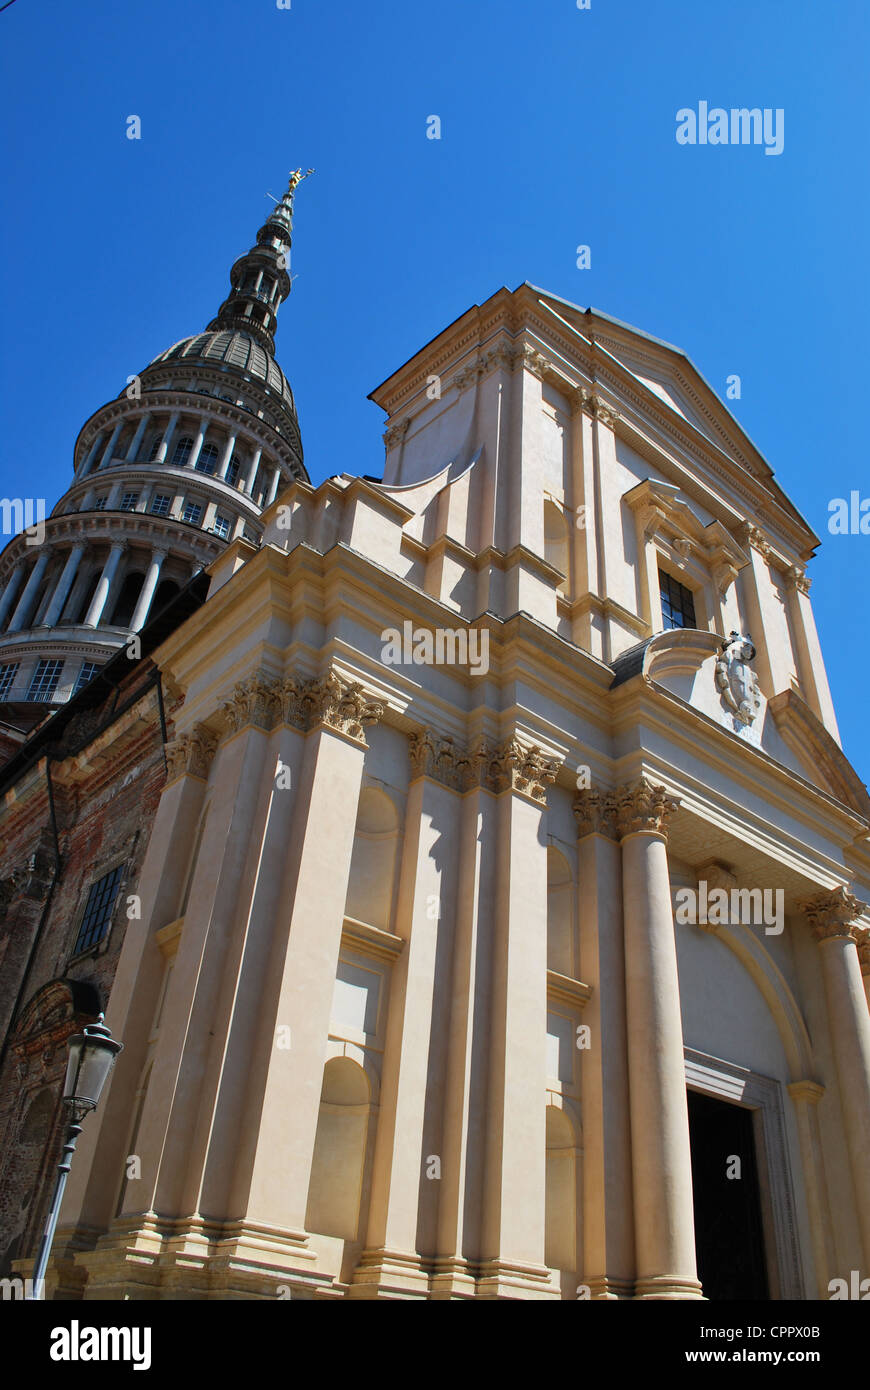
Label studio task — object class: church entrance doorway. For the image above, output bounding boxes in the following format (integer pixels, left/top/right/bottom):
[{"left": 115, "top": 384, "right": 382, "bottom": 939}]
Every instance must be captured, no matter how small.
[{"left": 687, "top": 1087, "right": 770, "bottom": 1300}]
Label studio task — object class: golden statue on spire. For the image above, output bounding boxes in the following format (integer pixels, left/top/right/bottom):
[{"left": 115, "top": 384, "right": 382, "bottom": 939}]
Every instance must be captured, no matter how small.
[{"left": 287, "top": 168, "right": 314, "bottom": 195}]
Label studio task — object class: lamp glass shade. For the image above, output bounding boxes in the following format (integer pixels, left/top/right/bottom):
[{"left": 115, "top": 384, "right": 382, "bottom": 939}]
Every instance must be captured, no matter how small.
[{"left": 63, "top": 1028, "right": 123, "bottom": 1110}]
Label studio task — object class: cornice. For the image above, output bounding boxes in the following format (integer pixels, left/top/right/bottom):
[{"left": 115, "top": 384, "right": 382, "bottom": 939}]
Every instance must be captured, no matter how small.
[
  {"left": 73, "top": 385, "right": 303, "bottom": 478},
  {"left": 610, "top": 672, "right": 870, "bottom": 847}
]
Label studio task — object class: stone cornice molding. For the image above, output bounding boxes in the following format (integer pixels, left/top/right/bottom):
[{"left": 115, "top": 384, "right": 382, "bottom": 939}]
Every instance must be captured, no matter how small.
[
  {"left": 614, "top": 776, "right": 680, "bottom": 840},
  {"left": 73, "top": 384, "right": 302, "bottom": 476},
  {"left": 165, "top": 723, "right": 219, "bottom": 783},
  {"left": 799, "top": 885, "right": 866, "bottom": 944}
]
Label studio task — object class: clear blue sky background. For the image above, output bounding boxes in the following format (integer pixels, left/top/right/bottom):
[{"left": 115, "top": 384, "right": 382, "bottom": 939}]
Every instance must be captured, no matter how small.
[{"left": 1, "top": 0, "right": 868, "bottom": 781}]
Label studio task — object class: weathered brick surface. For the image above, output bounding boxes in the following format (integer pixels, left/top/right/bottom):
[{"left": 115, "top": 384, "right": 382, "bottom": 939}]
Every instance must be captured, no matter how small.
[{"left": 0, "top": 662, "right": 173, "bottom": 1274}]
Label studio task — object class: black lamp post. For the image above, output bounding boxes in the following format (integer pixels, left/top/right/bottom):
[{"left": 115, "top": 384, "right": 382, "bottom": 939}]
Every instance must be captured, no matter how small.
[{"left": 28, "top": 1014, "right": 123, "bottom": 1300}]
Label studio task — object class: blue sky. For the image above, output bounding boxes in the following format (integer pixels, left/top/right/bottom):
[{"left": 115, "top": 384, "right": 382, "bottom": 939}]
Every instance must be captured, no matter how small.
[{"left": 1, "top": 0, "right": 868, "bottom": 780}]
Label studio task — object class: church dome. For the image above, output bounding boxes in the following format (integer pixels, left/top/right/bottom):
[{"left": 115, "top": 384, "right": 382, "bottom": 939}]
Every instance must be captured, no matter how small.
[{"left": 148, "top": 330, "right": 297, "bottom": 413}]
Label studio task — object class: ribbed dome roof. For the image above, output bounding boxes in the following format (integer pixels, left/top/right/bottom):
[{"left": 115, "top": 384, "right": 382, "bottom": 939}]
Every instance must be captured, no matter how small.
[{"left": 148, "top": 330, "right": 297, "bottom": 413}]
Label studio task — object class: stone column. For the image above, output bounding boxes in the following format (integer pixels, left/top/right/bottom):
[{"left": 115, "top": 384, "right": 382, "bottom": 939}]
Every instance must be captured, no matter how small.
[
  {"left": 0, "top": 562, "right": 25, "bottom": 630},
  {"left": 430, "top": 748, "right": 502, "bottom": 1298},
  {"left": 59, "top": 726, "right": 219, "bottom": 1272},
  {"left": 217, "top": 432, "right": 237, "bottom": 481},
  {"left": 800, "top": 887, "right": 870, "bottom": 1267},
  {"left": 187, "top": 418, "right": 208, "bottom": 471},
  {"left": 225, "top": 675, "right": 383, "bottom": 1257},
  {"left": 156, "top": 411, "right": 180, "bottom": 464},
  {"left": 787, "top": 1080, "right": 836, "bottom": 1298},
  {"left": 783, "top": 567, "right": 841, "bottom": 742},
  {"left": 7, "top": 551, "right": 50, "bottom": 632},
  {"left": 129, "top": 548, "right": 168, "bottom": 631},
  {"left": 83, "top": 541, "right": 125, "bottom": 628},
  {"left": 617, "top": 777, "right": 702, "bottom": 1299},
  {"left": 80, "top": 430, "right": 104, "bottom": 477},
  {"left": 243, "top": 448, "right": 262, "bottom": 496},
  {"left": 125, "top": 412, "right": 150, "bottom": 461},
  {"left": 356, "top": 733, "right": 465, "bottom": 1298},
  {"left": 42, "top": 542, "right": 86, "bottom": 628},
  {"left": 477, "top": 741, "right": 559, "bottom": 1299},
  {"left": 266, "top": 467, "right": 281, "bottom": 507},
  {"left": 574, "top": 790, "right": 634, "bottom": 1298},
  {"left": 98, "top": 421, "right": 123, "bottom": 470}
]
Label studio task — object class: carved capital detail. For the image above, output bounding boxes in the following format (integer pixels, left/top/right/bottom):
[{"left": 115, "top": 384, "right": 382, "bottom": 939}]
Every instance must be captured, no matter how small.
[
  {"left": 573, "top": 789, "right": 618, "bottom": 840},
  {"left": 220, "top": 675, "right": 281, "bottom": 735},
  {"left": 799, "top": 885, "right": 864, "bottom": 944},
  {"left": 165, "top": 724, "right": 219, "bottom": 783},
  {"left": 476, "top": 739, "right": 560, "bottom": 803},
  {"left": 737, "top": 522, "right": 772, "bottom": 559},
  {"left": 302, "top": 672, "right": 384, "bottom": 743},
  {"left": 383, "top": 418, "right": 410, "bottom": 449},
  {"left": 614, "top": 777, "right": 680, "bottom": 839},
  {"left": 785, "top": 564, "right": 811, "bottom": 596},
  {"left": 409, "top": 731, "right": 476, "bottom": 791},
  {"left": 218, "top": 671, "right": 383, "bottom": 745}
]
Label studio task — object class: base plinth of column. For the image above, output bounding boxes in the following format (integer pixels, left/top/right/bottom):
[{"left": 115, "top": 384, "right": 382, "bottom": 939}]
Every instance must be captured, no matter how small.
[
  {"left": 583, "top": 1275, "right": 635, "bottom": 1300},
  {"left": 67, "top": 1215, "right": 334, "bottom": 1300},
  {"left": 475, "top": 1257, "right": 558, "bottom": 1300},
  {"left": 634, "top": 1274, "right": 705, "bottom": 1300},
  {"left": 348, "top": 1247, "right": 433, "bottom": 1299}
]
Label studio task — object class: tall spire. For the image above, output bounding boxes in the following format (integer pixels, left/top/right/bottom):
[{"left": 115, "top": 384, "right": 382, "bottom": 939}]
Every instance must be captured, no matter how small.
[{"left": 207, "top": 168, "right": 313, "bottom": 355}]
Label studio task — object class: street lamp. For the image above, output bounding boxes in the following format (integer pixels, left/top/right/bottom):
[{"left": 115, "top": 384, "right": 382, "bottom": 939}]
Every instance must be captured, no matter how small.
[{"left": 28, "top": 1014, "right": 123, "bottom": 1300}]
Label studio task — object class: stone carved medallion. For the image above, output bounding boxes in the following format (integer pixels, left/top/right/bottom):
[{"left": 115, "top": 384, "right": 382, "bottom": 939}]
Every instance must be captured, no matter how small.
[{"left": 715, "top": 631, "right": 762, "bottom": 727}]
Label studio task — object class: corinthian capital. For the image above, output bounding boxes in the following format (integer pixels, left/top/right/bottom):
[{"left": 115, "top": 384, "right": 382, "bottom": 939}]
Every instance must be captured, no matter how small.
[
  {"left": 476, "top": 739, "right": 560, "bottom": 804},
  {"left": 799, "top": 885, "right": 864, "bottom": 943},
  {"left": 409, "top": 731, "right": 476, "bottom": 790},
  {"left": 573, "top": 789, "right": 618, "bottom": 840},
  {"left": 302, "top": 672, "right": 384, "bottom": 744},
  {"left": 165, "top": 724, "right": 219, "bottom": 783},
  {"left": 220, "top": 675, "right": 281, "bottom": 734},
  {"left": 614, "top": 777, "right": 680, "bottom": 839}
]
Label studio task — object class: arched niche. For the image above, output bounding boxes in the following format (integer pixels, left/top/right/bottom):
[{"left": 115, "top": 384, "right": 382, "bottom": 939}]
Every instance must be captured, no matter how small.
[
  {"left": 547, "top": 846, "right": 575, "bottom": 977},
  {"left": 544, "top": 500, "right": 569, "bottom": 595},
  {"left": 545, "top": 1102, "right": 580, "bottom": 1274},
  {"left": 305, "top": 1057, "right": 371, "bottom": 1242},
  {"left": 344, "top": 787, "right": 399, "bottom": 932}
]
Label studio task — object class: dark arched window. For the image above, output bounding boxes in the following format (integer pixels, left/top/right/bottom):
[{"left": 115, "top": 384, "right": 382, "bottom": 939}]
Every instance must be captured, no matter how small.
[
  {"left": 109, "top": 571, "right": 145, "bottom": 628},
  {"left": 171, "top": 436, "right": 194, "bottom": 468},
  {"left": 196, "top": 443, "right": 219, "bottom": 474}
]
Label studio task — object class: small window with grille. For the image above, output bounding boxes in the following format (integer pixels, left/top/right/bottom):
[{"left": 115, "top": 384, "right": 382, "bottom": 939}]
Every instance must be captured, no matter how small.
[
  {"left": 72, "top": 864, "right": 124, "bottom": 956},
  {"left": 213, "top": 514, "right": 230, "bottom": 540},
  {"left": 659, "top": 569, "right": 697, "bottom": 630},
  {"left": 74, "top": 661, "right": 99, "bottom": 694},
  {"left": 181, "top": 500, "right": 203, "bottom": 525},
  {"left": 27, "top": 659, "right": 64, "bottom": 702},
  {"left": 148, "top": 434, "right": 164, "bottom": 461},
  {"left": 0, "top": 662, "right": 20, "bottom": 698},
  {"left": 226, "top": 456, "right": 240, "bottom": 486},
  {"left": 120, "top": 492, "right": 139, "bottom": 512},
  {"left": 150, "top": 494, "right": 171, "bottom": 516},
  {"left": 93, "top": 496, "right": 108, "bottom": 511}
]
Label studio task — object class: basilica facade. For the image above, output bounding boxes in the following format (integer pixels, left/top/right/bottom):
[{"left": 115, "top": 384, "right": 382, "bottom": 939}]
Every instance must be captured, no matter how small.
[{"left": 1, "top": 182, "right": 869, "bottom": 1300}]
